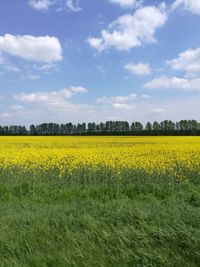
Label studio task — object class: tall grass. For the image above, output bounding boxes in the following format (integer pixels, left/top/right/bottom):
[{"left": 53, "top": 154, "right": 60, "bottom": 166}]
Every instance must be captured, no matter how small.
[{"left": 0, "top": 166, "right": 200, "bottom": 266}]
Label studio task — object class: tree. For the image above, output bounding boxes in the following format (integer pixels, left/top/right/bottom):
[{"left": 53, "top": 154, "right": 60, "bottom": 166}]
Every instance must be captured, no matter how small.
[
  {"left": 87, "top": 123, "right": 96, "bottom": 133},
  {"left": 146, "top": 122, "right": 152, "bottom": 131},
  {"left": 135, "top": 122, "right": 143, "bottom": 131},
  {"left": 1, "top": 119, "right": 200, "bottom": 136},
  {"left": 153, "top": 121, "right": 161, "bottom": 131}
]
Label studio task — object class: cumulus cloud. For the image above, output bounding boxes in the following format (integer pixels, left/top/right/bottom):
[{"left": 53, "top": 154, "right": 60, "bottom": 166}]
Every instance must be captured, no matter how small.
[
  {"left": 109, "top": 0, "right": 138, "bottom": 8},
  {"left": 12, "top": 86, "right": 92, "bottom": 123},
  {"left": 29, "top": 0, "right": 53, "bottom": 10},
  {"left": 172, "top": 0, "right": 200, "bottom": 15},
  {"left": 4, "top": 64, "right": 21, "bottom": 73},
  {"left": 0, "top": 34, "right": 62, "bottom": 63},
  {"left": 87, "top": 5, "right": 167, "bottom": 51},
  {"left": 167, "top": 47, "right": 200, "bottom": 74},
  {"left": 0, "top": 54, "right": 23, "bottom": 75},
  {"left": 95, "top": 94, "right": 198, "bottom": 122},
  {"left": 150, "top": 108, "right": 167, "bottom": 114},
  {"left": 97, "top": 93, "right": 136, "bottom": 110},
  {"left": 144, "top": 75, "right": 200, "bottom": 90},
  {"left": 66, "top": 0, "right": 81, "bottom": 12},
  {"left": 10, "top": 105, "right": 24, "bottom": 111},
  {"left": 5, "top": 93, "right": 200, "bottom": 124},
  {"left": 15, "top": 86, "right": 87, "bottom": 104},
  {"left": 26, "top": 74, "right": 41, "bottom": 80},
  {"left": 0, "top": 52, "right": 23, "bottom": 75},
  {"left": 29, "top": 0, "right": 81, "bottom": 12},
  {"left": 97, "top": 93, "right": 137, "bottom": 104},
  {"left": 34, "top": 63, "right": 57, "bottom": 71},
  {"left": 0, "top": 112, "right": 11, "bottom": 118},
  {"left": 124, "top": 62, "right": 151, "bottom": 75},
  {"left": 112, "top": 103, "right": 134, "bottom": 110},
  {"left": 0, "top": 53, "right": 4, "bottom": 64},
  {"left": 142, "top": 94, "right": 152, "bottom": 99}
]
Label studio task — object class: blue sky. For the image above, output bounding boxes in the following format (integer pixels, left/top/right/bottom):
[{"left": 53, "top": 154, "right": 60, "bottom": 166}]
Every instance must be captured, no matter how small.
[{"left": 0, "top": 0, "right": 200, "bottom": 125}]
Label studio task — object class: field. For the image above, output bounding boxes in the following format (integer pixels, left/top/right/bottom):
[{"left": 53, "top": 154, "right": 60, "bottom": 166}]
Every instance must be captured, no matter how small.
[{"left": 1, "top": 136, "right": 200, "bottom": 266}]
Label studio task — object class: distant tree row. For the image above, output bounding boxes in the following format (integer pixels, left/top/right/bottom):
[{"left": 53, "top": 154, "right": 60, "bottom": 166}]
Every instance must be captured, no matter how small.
[{"left": 0, "top": 120, "right": 200, "bottom": 136}]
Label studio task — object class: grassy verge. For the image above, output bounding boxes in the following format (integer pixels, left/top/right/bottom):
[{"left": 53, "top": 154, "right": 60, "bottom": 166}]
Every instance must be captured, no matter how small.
[{"left": 0, "top": 168, "right": 200, "bottom": 266}]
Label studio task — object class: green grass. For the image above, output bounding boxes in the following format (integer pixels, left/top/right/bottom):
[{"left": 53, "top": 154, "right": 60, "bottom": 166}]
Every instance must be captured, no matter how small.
[{"left": 0, "top": 168, "right": 200, "bottom": 266}]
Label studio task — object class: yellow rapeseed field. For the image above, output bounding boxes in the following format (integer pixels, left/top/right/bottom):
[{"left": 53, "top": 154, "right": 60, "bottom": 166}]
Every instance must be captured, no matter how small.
[{"left": 0, "top": 136, "right": 200, "bottom": 180}]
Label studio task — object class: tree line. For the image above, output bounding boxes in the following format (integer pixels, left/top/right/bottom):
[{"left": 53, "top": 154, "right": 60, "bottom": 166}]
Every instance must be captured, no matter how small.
[{"left": 0, "top": 120, "right": 200, "bottom": 135}]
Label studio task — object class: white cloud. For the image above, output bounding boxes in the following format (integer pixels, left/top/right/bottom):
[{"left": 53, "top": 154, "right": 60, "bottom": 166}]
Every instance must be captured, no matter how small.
[
  {"left": 69, "top": 86, "right": 87, "bottom": 93},
  {"left": 97, "top": 93, "right": 136, "bottom": 111},
  {"left": 142, "top": 94, "right": 152, "bottom": 99},
  {"left": 34, "top": 63, "right": 57, "bottom": 71},
  {"left": 66, "top": 0, "right": 81, "bottom": 12},
  {"left": 0, "top": 112, "right": 11, "bottom": 118},
  {"left": 95, "top": 94, "right": 200, "bottom": 122},
  {"left": 172, "top": 0, "right": 200, "bottom": 15},
  {"left": 151, "top": 108, "right": 167, "bottom": 114},
  {"left": 10, "top": 105, "right": 24, "bottom": 111},
  {"left": 167, "top": 47, "right": 200, "bottom": 74},
  {"left": 29, "top": 0, "right": 81, "bottom": 12},
  {"left": 0, "top": 54, "right": 22, "bottom": 73},
  {"left": 26, "top": 74, "right": 41, "bottom": 80},
  {"left": 12, "top": 87, "right": 92, "bottom": 123},
  {"left": 87, "top": 5, "right": 167, "bottom": 51},
  {"left": 97, "top": 93, "right": 137, "bottom": 104},
  {"left": 0, "top": 53, "right": 4, "bottom": 64},
  {"left": 29, "top": 0, "right": 53, "bottom": 10},
  {"left": 109, "top": 0, "right": 137, "bottom": 8},
  {"left": 124, "top": 62, "right": 151, "bottom": 75},
  {"left": 87, "top": 38, "right": 103, "bottom": 51},
  {"left": 112, "top": 103, "right": 134, "bottom": 110},
  {"left": 144, "top": 75, "right": 200, "bottom": 90},
  {"left": 4, "top": 63, "right": 21, "bottom": 73},
  {"left": 15, "top": 86, "right": 88, "bottom": 104},
  {"left": 0, "top": 34, "right": 62, "bottom": 63},
  {"left": 5, "top": 93, "right": 200, "bottom": 125}
]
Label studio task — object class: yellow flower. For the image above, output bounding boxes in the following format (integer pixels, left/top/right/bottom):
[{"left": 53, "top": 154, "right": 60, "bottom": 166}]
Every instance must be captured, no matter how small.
[{"left": 0, "top": 136, "right": 199, "bottom": 179}]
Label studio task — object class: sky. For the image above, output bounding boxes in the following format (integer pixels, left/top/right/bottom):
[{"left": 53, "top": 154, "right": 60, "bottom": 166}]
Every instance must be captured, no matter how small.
[{"left": 0, "top": 0, "right": 200, "bottom": 125}]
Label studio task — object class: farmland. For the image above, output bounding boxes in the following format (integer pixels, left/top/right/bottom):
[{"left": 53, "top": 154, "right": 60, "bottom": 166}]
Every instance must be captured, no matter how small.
[{"left": 1, "top": 136, "right": 200, "bottom": 266}]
